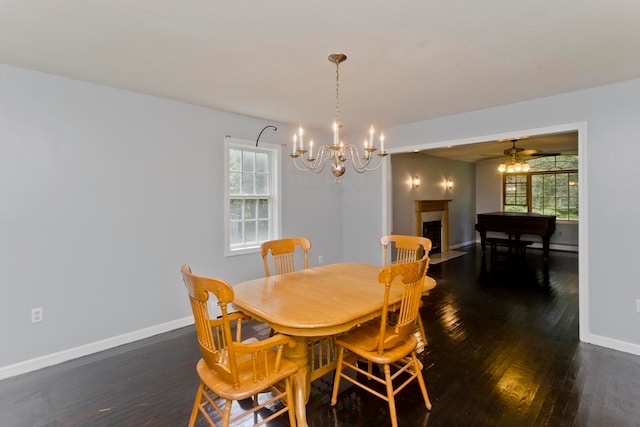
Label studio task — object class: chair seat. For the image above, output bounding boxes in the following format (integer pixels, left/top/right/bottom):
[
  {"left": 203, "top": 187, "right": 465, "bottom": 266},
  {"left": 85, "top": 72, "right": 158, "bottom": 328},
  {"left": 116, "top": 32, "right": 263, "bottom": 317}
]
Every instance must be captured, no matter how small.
[
  {"left": 196, "top": 354, "right": 299, "bottom": 401},
  {"left": 423, "top": 276, "right": 436, "bottom": 294},
  {"left": 335, "top": 322, "right": 419, "bottom": 365}
]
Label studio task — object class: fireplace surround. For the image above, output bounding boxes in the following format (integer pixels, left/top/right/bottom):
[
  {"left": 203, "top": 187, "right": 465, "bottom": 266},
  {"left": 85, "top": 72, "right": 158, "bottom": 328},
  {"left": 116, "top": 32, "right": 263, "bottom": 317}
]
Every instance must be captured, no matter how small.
[{"left": 414, "top": 200, "right": 451, "bottom": 253}]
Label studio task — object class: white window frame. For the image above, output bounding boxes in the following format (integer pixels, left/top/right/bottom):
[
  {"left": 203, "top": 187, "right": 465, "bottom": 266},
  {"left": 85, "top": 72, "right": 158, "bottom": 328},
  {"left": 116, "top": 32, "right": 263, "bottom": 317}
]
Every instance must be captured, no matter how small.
[{"left": 224, "top": 137, "right": 281, "bottom": 256}]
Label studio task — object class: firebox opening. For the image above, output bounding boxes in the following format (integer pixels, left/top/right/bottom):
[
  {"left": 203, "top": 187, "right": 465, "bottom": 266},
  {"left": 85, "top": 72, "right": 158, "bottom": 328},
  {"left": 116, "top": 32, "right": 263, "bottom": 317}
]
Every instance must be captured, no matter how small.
[{"left": 422, "top": 220, "right": 442, "bottom": 254}]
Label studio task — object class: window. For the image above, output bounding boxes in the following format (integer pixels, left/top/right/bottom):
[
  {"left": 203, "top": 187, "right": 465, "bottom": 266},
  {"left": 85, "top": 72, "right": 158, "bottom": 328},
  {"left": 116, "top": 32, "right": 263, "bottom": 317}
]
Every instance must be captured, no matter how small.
[
  {"left": 225, "top": 138, "right": 281, "bottom": 256},
  {"left": 503, "top": 155, "right": 578, "bottom": 221}
]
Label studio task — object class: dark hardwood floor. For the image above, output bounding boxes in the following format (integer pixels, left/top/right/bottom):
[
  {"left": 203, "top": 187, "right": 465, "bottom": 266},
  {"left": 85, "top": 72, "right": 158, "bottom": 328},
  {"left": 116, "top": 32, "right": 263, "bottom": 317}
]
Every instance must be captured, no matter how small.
[{"left": 1, "top": 244, "right": 639, "bottom": 427}]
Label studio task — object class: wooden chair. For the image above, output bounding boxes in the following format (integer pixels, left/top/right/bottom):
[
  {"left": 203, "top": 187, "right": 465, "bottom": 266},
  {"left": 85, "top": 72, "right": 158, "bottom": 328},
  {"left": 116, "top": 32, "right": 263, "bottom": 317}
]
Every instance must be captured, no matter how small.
[
  {"left": 260, "top": 237, "right": 336, "bottom": 380},
  {"left": 380, "top": 234, "right": 434, "bottom": 350},
  {"left": 380, "top": 234, "right": 432, "bottom": 266},
  {"left": 181, "top": 265, "right": 298, "bottom": 427},
  {"left": 261, "top": 237, "right": 311, "bottom": 277},
  {"left": 330, "top": 255, "right": 432, "bottom": 427}
]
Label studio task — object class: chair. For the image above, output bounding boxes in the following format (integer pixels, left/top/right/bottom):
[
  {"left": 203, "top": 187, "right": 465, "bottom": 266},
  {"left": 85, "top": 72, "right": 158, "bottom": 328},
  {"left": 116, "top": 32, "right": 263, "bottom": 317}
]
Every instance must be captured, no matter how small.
[
  {"left": 380, "top": 234, "right": 432, "bottom": 266},
  {"left": 380, "top": 234, "right": 434, "bottom": 349},
  {"left": 330, "top": 255, "right": 432, "bottom": 427},
  {"left": 260, "top": 237, "right": 336, "bottom": 380},
  {"left": 261, "top": 237, "right": 311, "bottom": 277},
  {"left": 181, "top": 265, "right": 299, "bottom": 427}
]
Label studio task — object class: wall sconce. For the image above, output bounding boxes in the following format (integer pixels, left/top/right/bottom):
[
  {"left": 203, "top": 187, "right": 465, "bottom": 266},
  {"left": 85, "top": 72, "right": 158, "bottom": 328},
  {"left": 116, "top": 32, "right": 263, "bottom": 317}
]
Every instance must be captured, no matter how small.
[
  {"left": 412, "top": 176, "right": 421, "bottom": 188},
  {"left": 446, "top": 178, "right": 454, "bottom": 190}
]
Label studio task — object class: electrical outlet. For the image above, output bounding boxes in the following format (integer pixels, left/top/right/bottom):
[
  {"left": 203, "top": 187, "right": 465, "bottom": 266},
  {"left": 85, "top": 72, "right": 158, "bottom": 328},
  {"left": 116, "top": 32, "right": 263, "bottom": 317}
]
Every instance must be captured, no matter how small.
[
  {"left": 636, "top": 299, "right": 640, "bottom": 313},
  {"left": 31, "top": 307, "right": 43, "bottom": 323},
  {"left": 318, "top": 255, "right": 324, "bottom": 264}
]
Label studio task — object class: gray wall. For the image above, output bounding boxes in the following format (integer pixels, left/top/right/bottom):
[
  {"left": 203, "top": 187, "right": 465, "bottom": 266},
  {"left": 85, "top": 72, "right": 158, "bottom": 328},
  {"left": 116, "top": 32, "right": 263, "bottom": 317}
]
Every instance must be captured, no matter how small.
[
  {"left": 390, "top": 153, "right": 476, "bottom": 247},
  {"left": 0, "top": 65, "right": 345, "bottom": 373},
  {"left": 342, "top": 78, "right": 640, "bottom": 354}
]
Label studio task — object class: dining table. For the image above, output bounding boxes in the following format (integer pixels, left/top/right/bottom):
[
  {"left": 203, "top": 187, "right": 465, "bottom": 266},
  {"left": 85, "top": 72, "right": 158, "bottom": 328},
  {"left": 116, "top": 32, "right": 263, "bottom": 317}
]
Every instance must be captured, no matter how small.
[{"left": 232, "top": 262, "right": 436, "bottom": 426}]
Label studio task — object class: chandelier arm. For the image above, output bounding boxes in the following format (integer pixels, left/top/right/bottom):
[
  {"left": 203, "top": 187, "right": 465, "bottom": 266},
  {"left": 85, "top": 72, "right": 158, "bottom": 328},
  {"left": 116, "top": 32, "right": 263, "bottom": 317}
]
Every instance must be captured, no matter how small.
[
  {"left": 344, "top": 144, "right": 386, "bottom": 172},
  {"left": 291, "top": 145, "right": 332, "bottom": 173},
  {"left": 292, "top": 156, "right": 327, "bottom": 174},
  {"left": 343, "top": 145, "right": 370, "bottom": 171},
  {"left": 353, "top": 158, "right": 385, "bottom": 172}
]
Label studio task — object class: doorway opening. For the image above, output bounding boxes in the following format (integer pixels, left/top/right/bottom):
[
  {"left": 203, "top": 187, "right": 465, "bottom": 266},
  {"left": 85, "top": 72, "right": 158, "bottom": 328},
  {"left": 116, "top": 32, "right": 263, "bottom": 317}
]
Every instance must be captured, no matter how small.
[{"left": 382, "top": 122, "right": 587, "bottom": 343}]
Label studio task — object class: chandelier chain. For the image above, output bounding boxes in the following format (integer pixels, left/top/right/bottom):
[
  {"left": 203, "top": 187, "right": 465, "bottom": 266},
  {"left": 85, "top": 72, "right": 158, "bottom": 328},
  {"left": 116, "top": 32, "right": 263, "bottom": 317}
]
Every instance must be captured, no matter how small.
[{"left": 335, "top": 60, "right": 340, "bottom": 125}]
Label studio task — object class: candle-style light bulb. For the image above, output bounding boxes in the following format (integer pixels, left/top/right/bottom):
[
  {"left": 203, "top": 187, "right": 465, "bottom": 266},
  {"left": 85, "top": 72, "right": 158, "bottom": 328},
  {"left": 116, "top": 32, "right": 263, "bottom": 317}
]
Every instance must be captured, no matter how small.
[
  {"left": 369, "top": 125, "right": 374, "bottom": 147},
  {"left": 292, "top": 134, "right": 297, "bottom": 153},
  {"left": 309, "top": 140, "right": 314, "bottom": 158},
  {"left": 298, "top": 126, "right": 304, "bottom": 150},
  {"left": 379, "top": 132, "right": 385, "bottom": 153}
]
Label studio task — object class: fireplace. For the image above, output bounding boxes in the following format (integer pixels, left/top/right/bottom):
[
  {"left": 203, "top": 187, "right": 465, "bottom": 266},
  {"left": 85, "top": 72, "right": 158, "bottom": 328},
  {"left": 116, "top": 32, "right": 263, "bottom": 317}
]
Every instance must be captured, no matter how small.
[
  {"left": 415, "top": 200, "right": 451, "bottom": 252},
  {"left": 422, "top": 220, "right": 442, "bottom": 254}
]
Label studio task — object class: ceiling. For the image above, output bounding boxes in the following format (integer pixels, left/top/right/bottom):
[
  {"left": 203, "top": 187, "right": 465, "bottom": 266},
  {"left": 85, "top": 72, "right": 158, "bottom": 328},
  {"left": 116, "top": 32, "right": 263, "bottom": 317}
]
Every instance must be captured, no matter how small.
[
  {"left": 418, "top": 131, "right": 579, "bottom": 163},
  {"left": 1, "top": 1, "right": 638, "bottom": 160}
]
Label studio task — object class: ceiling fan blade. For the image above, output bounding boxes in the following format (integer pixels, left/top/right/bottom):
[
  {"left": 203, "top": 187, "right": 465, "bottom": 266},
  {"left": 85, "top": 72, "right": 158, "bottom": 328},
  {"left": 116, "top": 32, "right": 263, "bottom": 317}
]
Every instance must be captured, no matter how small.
[
  {"left": 529, "top": 152, "right": 561, "bottom": 157},
  {"left": 519, "top": 149, "right": 541, "bottom": 156}
]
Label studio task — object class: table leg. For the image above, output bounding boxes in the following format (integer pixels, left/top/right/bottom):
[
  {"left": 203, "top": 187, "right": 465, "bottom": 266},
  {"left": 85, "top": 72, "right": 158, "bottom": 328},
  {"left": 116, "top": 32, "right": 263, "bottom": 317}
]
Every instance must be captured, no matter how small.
[
  {"left": 542, "top": 236, "right": 551, "bottom": 261},
  {"left": 284, "top": 337, "right": 310, "bottom": 426}
]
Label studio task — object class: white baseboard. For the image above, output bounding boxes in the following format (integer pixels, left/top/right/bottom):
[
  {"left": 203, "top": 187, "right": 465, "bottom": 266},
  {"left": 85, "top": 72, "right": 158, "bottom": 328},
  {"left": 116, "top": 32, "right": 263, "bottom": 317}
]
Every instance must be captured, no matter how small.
[
  {"left": 3, "top": 314, "right": 636, "bottom": 382},
  {"left": 471, "top": 239, "right": 578, "bottom": 253},
  {"left": 583, "top": 333, "right": 640, "bottom": 356},
  {"left": 0, "top": 316, "right": 194, "bottom": 380},
  {"left": 531, "top": 242, "right": 579, "bottom": 252},
  {"left": 450, "top": 240, "right": 476, "bottom": 249}
]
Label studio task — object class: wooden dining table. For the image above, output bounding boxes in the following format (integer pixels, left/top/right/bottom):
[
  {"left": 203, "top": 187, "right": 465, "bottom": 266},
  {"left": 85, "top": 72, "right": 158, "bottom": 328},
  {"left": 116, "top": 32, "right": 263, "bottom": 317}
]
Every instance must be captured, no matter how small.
[{"left": 232, "top": 262, "right": 436, "bottom": 426}]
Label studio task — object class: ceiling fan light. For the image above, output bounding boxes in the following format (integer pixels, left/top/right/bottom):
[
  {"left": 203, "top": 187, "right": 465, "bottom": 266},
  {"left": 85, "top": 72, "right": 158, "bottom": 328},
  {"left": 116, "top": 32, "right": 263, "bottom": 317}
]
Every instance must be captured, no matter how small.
[
  {"left": 523, "top": 163, "right": 531, "bottom": 172},
  {"left": 506, "top": 165, "right": 515, "bottom": 173},
  {"left": 498, "top": 163, "right": 506, "bottom": 173}
]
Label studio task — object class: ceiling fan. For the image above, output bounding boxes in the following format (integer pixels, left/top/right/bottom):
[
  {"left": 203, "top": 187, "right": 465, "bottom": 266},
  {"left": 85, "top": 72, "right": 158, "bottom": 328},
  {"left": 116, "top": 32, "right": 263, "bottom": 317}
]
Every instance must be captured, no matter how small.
[
  {"left": 501, "top": 138, "right": 570, "bottom": 158},
  {"left": 497, "top": 139, "right": 534, "bottom": 173},
  {"left": 502, "top": 139, "right": 540, "bottom": 157}
]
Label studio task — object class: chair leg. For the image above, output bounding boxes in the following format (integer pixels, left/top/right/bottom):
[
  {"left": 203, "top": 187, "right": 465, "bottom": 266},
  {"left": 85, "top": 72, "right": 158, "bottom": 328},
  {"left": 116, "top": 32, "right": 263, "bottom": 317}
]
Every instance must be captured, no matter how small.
[
  {"left": 417, "top": 316, "right": 428, "bottom": 346},
  {"left": 413, "top": 352, "right": 432, "bottom": 410},
  {"left": 383, "top": 364, "right": 398, "bottom": 427},
  {"left": 285, "top": 377, "right": 297, "bottom": 427},
  {"left": 188, "top": 382, "right": 204, "bottom": 427},
  {"left": 221, "top": 399, "right": 233, "bottom": 427},
  {"left": 330, "top": 347, "right": 346, "bottom": 406}
]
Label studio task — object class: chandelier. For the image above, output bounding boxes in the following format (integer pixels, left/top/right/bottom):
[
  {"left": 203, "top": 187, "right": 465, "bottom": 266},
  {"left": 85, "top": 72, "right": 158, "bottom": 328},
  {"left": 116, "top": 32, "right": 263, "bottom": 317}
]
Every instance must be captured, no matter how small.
[
  {"left": 290, "top": 53, "right": 387, "bottom": 182},
  {"left": 497, "top": 140, "right": 531, "bottom": 173}
]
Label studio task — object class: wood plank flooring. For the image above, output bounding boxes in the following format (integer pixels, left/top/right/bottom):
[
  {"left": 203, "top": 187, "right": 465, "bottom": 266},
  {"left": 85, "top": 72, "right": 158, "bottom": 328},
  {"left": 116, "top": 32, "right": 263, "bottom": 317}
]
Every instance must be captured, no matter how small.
[{"left": 1, "top": 244, "right": 639, "bottom": 426}]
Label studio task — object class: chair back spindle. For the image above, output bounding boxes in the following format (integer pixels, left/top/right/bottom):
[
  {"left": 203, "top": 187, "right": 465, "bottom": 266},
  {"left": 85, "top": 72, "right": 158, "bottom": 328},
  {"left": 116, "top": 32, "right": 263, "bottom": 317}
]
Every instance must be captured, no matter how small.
[
  {"left": 381, "top": 234, "right": 432, "bottom": 266},
  {"left": 376, "top": 256, "right": 428, "bottom": 354},
  {"left": 261, "top": 237, "right": 311, "bottom": 276}
]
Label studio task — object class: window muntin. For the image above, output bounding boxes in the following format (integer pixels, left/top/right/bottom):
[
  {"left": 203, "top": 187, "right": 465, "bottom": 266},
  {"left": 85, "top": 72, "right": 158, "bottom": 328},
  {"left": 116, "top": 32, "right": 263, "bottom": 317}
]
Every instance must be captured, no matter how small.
[
  {"left": 504, "top": 174, "right": 529, "bottom": 213},
  {"left": 225, "top": 138, "right": 280, "bottom": 256},
  {"left": 502, "top": 155, "right": 578, "bottom": 221}
]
